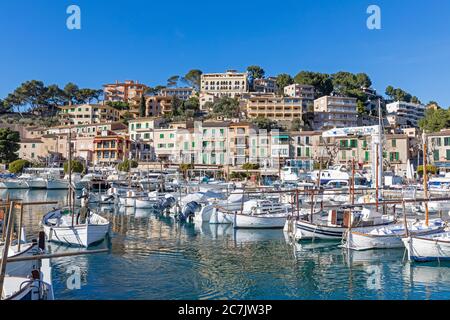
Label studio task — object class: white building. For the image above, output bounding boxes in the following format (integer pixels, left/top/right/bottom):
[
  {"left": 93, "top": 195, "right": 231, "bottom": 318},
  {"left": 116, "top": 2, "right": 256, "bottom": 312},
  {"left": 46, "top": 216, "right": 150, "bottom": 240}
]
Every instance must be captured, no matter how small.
[
  {"left": 253, "top": 77, "right": 278, "bottom": 93},
  {"left": 160, "top": 87, "right": 195, "bottom": 101},
  {"left": 314, "top": 96, "right": 358, "bottom": 129},
  {"left": 200, "top": 70, "right": 249, "bottom": 98},
  {"left": 284, "top": 84, "right": 315, "bottom": 101},
  {"left": 386, "top": 101, "right": 425, "bottom": 128}
]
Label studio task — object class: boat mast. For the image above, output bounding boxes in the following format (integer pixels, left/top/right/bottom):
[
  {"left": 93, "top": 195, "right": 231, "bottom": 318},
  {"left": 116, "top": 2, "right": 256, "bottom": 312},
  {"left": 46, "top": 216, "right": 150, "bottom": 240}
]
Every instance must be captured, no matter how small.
[
  {"left": 351, "top": 158, "right": 355, "bottom": 205},
  {"left": 376, "top": 147, "right": 379, "bottom": 212},
  {"left": 423, "top": 131, "right": 429, "bottom": 226},
  {"left": 66, "top": 128, "right": 74, "bottom": 226}
]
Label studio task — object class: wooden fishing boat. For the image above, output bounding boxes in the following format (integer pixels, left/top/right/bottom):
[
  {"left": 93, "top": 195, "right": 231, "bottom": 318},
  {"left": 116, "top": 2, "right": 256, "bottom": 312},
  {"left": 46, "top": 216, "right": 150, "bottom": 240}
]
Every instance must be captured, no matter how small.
[
  {"left": 288, "top": 207, "right": 396, "bottom": 241},
  {"left": 343, "top": 219, "right": 446, "bottom": 251},
  {"left": 41, "top": 208, "right": 110, "bottom": 247},
  {"left": 232, "top": 199, "right": 290, "bottom": 229},
  {"left": 402, "top": 232, "right": 450, "bottom": 262}
]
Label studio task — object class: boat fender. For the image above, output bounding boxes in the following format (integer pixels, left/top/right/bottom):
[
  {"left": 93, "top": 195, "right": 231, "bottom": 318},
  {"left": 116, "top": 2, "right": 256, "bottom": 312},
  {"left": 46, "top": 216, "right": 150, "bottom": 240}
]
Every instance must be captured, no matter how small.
[{"left": 38, "top": 231, "right": 45, "bottom": 250}]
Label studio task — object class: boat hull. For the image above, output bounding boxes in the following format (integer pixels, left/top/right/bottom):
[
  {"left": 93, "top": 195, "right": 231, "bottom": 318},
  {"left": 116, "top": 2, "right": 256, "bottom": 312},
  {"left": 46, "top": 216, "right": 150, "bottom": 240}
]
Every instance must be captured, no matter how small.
[
  {"left": 293, "top": 220, "right": 346, "bottom": 240},
  {"left": 46, "top": 179, "right": 69, "bottom": 190},
  {"left": 233, "top": 214, "right": 287, "bottom": 229},
  {"left": 402, "top": 233, "right": 450, "bottom": 262},
  {"left": 43, "top": 222, "right": 110, "bottom": 247},
  {"left": 3, "top": 181, "right": 29, "bottom": 189}
]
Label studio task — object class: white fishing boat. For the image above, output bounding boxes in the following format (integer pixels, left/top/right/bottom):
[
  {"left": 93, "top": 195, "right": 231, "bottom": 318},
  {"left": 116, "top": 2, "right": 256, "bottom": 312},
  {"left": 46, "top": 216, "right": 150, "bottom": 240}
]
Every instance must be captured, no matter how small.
[
  {"left": 46, "top": 177, "right": 69, "bottom": 190},
  {"left": 286, "top": 207, "right": 396, "bottom": 241},
  {"left": 41, "top": 208, "right": 110, "bottom": 247},
  {"left": 194, "top": 191, "right": 247, "bottom": 224},
  {"left": 343, "top": 219, "right": 445, "bottom": 251},
  {"left": 232, "top": 199, "right": 290, "bottom": 229},
  {"left": 2, "top": 273, "right": 53, "bottom": 300},
  {"left": 135, "top": 192, "right": 165, "bottom": 209},
  {"left": 2, "top": 179, "right": 29, "bottom": 189},
  {"left": 402, "top": 232, "right": 450, "bottom": 262},
  {"left": 15, "top": 173, "right": 47, "bottom": 189},
  {"left": 2, "top": 243, "right": 42, "bottom": 277}
]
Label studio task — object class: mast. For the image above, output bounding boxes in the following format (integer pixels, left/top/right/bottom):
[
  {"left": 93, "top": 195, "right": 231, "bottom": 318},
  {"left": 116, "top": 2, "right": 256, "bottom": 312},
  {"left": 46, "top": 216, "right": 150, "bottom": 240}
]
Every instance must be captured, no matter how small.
[
  {"left": 375, "top": 147, "right": 379, "bottom": 212},
  {"left": 351, "top": 158, "right": 355, "bottom": 205},
  {"left": 423, "top": 131, "right": 429, "bottom": 226},
  {"left": 377, "top": 98, "right": 383, "bottom": 202},
  {"left": 68, "top": 128, "right": 74, "bottom": 227}
]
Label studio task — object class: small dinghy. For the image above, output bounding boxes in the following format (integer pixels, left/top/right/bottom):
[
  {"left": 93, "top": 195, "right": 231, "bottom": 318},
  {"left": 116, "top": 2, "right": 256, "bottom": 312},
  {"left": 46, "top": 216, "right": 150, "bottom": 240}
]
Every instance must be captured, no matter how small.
[
  {"left": 41, "top": 208, "right": 110, "bottom": 247},
  {"left": 402, "top": 231, "right": 450, "bottom": 262}
]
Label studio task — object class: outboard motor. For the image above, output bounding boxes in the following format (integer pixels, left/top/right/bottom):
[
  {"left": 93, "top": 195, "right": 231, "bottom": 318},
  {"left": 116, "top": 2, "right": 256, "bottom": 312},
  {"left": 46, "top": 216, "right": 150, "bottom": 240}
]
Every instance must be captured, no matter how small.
[
  {"left": 158, "top": 195, "right": 176, "bottom": 211},
  {"left": 177, "top": 201, "right": 202, "bottom": 222}
]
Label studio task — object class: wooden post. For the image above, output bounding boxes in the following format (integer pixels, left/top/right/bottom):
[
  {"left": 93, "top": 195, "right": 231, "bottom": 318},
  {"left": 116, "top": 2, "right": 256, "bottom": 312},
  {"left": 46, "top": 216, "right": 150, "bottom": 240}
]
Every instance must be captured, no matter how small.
[
  {"left": 17, "top": 204, "right": 24, "bottom": 251},
  {"left": 0, "top": 202, "right": 15, "bottom": 298}
]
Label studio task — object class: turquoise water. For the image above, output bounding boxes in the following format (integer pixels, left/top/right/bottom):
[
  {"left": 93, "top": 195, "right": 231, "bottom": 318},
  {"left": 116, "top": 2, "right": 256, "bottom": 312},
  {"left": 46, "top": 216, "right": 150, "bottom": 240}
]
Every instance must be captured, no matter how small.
[{"left": 4, "top": 189, "right": 450, "bottom": 300}]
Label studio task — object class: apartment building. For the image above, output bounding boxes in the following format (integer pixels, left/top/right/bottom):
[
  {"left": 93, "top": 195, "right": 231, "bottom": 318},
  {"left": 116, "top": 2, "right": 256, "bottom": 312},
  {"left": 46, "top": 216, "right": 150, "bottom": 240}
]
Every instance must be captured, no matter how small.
[
  {"left": 19, "top": 139, "right": 45, "bottom": 162},
  {"left": 428, "top": 130, "right": 450, "bottom": 172},
  {"left": 246, "top": 94, "right": 307, "bottom": 122},
  {"left": 201, "top": 70, "right": 249, "bottom": 98},
  {"left": 48, "top": 122, "right": 127, "bottom": 137},
  {"left": 19, "top": 134, "right": 69, "bottom": 164},
  {"left": 249, "top": 129, "right": 271, "bottom": 168},
  {"left": 144, "top": 96, "right": 173, "bottom": 117},
  {"left": 160, "top": 87, "right": 195, "bottom": 100},
  {"left": 198, "top": 122, "right": 230, "bottom": 166},
  {"left": 128, "top": 118, "right": 166, "bottom": 162},
  {"left": 59, "top": 104, "right": 121, "bottom": 125},
  {"left": 199, "top": 92, "right": 218, "bottom": 110},
  {"left": 333, "top": 134, "right": 410, "bottom": 174},
  {"left": 103, "top": 80, "right": 148, "bottom": 103},
  {"left": 153, "top": 128, "right": 178, "bottom": 162},
  {"left": 270, "top": 131, "right": 291, "bottom": 168},
  {"left": 253, "top": 77, "right": 278, "bottom": 93},
  {"left": 290, "top": 131, "right": 322, "bottom": 169},
  {"left": 386, "top": 101, "right": 425, "bottom": 128},
  {"left": 228, "top": 122, "right": 255, "bottom": 166},
  {"left": 93, "top": 131, "right": 130, "bottom": 165},
  {"left": 313, "top": 96, "right": 358, "bottom": 129},
  {"left": 284, "top": 84, "right": 315, "bottom": 102}
]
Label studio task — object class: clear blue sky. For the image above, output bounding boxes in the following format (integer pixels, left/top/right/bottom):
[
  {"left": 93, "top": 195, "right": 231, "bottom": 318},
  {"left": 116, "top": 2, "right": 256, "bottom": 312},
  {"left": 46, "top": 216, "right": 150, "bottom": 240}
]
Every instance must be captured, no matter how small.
[{"left": 1, "top": 0, "right": 449, "bottom": 106}]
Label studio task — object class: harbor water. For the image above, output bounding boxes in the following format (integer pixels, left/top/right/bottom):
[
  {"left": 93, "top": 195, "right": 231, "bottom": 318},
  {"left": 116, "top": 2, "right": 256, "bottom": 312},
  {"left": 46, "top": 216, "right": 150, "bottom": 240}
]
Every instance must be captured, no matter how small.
[{"left": 5, "top": 189, "right": 450, "bottom": 300}]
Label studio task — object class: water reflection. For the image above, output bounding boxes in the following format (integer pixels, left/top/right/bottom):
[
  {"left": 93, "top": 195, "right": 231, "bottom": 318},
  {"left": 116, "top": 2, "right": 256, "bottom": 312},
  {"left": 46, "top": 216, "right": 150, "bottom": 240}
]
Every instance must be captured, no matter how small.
[{"left": 4, "top": 190, "right": 450, "bottom": 300}]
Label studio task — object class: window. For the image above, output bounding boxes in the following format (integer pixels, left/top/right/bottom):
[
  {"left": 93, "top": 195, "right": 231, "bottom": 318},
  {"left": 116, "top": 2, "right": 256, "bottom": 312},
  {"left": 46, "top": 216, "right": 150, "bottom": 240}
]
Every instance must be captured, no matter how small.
[
  {"left": 434, "top": 150, "right": 440, "bottom": 161},
  {"left": 445, "top": 138, "right": 450, "bottom": 146},
  {"left": 392, "top": 139, "right": 397, "bottom": 148},
  {"left": 31, "top": 153, "right": 35, "bottom": 158},
  {"left": 306, "top": 147, "right": 310, "bottom": 157},
  {"left": 434, "top": 138, "right": 442, "bottom": 146},
  {"left": 160, "top": 134, "right": 164, "bottom": 139},
  {"left": 192, "top": 142, "right": 196, "bottom": 148},
  {"left": 447, "top": 150, "right": 450, "bottom": 161},
  {"left": 220, "top": 129, "right": 224, "bottom": 136},
  {"left": 341, "top": 151, "right": 346, "bottom": 160},
  {"left": 365, "top": 151, "right": 370, "bottom": 162},
  {"left": 350, "top": 140, "right": 358, "bottom": 148},
  {"left": 170, "top": 133, "right": 175, "bottom": 139},
  {"left": 389, "top": 152, "right": 400, "bottom": 162},
  {"left": 184, "top": 142, "right": 188, "bottom": 150},
  {"left": 297, "top": 148, "right": 302, "bottom": 157},
  {"left": 32, "top": 144, "right": 36, "bottom": 148}
]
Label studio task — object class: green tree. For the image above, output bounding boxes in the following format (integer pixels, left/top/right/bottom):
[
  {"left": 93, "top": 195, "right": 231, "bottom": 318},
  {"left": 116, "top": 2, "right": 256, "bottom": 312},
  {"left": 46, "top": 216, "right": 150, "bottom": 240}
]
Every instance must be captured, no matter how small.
[
  {"left": 242, "top": 163, "right": 260, "bottom": 170},
  {"left": 247, "top": 65, "right": 266, "bottom": 88},
  {"left": 182, "top": 70, "right": 203, "bottom": 91},
  {"left": 275, "top": 74, "right": 294, "bottom": 95},
  {"left": 64, "top": 82, "right": 80, "bottom": 105},
  {"left": 106, "top": 101, "right": 130, "bottom": 111},
  {"left": 167, "top": 76, "right": 180, "bottom": 88},
  {"left": 8, "top": 159, "right": 30, "bottom": 174},
  {"left": 385, "top": 86, "right": 413, "bottom": 102},
  {"left": 294, "top": 71, "right": 333, "bottom": 98},
  {"left": 211, "top": 97, "right": 240, "bottom": 118},
  {"left": 0, "top": 128, "right": 20, "bottom": 163},
  {"left": 121, "top": 111, "right": 134, "bottom": 125},
  {"left": 418, "top": 108, "right": 450, "bottom": 133},
  {"left": 251, "top": 117, "right": 280, "bottom": 130},
  {"left": 118, "top": 159, "right": 138, "bottom": 172},
  {"left": 139, "top": 96, "right": 147, "bottom": 118},
  {"left": 417, "top": 165, "right": 438, "bottom": 176},
  {"left": 63, "top": 160, "right": 85, "bottom": 174},
  {"left": 290, "top": 118, "right": 304, "bottom": 131}
]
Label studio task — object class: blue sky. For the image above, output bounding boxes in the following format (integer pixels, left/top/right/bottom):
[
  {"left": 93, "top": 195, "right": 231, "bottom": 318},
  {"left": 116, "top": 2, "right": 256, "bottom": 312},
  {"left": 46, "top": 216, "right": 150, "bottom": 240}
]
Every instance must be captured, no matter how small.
[{"left": 1, "top": 0, "right": 449, "bottom": 106}]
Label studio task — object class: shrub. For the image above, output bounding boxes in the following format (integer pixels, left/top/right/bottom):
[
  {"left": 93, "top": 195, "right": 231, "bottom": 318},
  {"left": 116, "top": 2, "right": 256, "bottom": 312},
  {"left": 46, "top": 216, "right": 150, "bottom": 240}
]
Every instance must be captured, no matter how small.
[
  {"left": 63, "top": 160, "right": 85, "bottom": 174},
  {"left": 8, "top": 160, "right": 30, "bottom": 174}
]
